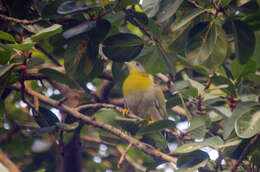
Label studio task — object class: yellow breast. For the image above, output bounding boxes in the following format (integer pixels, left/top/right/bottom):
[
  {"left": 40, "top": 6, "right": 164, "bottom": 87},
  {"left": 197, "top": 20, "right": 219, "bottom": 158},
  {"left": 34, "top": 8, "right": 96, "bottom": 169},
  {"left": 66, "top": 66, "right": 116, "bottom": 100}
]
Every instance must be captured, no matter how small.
[{"left": 123, "top": 72, "right": 153, "bottom": 96}]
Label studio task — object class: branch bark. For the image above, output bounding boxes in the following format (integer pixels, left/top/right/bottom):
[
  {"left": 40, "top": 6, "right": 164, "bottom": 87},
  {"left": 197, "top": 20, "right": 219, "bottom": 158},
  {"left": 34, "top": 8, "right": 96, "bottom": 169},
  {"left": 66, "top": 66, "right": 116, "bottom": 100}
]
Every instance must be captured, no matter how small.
[
  {"left": 0, "top": 149, "right": 20, "bottom": 172},
  {"left": 10, "top": 84, "right": 177, "bottom": 164}
]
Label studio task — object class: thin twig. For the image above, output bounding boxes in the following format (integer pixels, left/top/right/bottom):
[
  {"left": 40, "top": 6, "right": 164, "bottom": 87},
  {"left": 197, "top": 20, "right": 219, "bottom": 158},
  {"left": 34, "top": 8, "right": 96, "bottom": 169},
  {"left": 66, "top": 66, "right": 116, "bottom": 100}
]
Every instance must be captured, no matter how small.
[
  {"left": 232, "top": 134, "right": 260, "bottom": 172},
  {"left": 35, "top": 44, "right": 62, "bottom": 66},
  {"left": 0, "top": 14, "right": 46, "bottom": 25},
  {"left": 0, "top": 149, "right": 20, "bottom": 172},
  {"left": 10, "top": 84, "right": 177, "bottom": 164},
  {"left": 98, "top": 0, "right": 122, "bottom": 18},
  {"left": 185, "top": 0, "right": 203, "bottom": 9},
  {"left": 117, "top": 143, "right": 133, "bottom": 168}
]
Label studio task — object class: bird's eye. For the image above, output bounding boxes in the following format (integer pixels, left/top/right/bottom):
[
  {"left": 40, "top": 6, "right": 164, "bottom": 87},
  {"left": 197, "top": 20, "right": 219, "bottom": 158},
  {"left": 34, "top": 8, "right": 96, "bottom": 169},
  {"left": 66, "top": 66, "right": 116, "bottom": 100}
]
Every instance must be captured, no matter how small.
[{"left": 136, "top": 62, "right": 140, "bottom": 66}]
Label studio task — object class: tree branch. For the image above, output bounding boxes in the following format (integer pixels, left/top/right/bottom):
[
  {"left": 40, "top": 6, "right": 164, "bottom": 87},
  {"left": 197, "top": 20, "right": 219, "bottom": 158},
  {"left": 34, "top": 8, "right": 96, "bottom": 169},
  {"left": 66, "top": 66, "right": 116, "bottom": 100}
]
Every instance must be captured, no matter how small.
[
  {"left": 10, "top": 84, "right": 177, "bottom": 164},
  {"left": 35, "top": 44, "right": 62, "bottom": 67},
  {"left": 0, "top": 14, "right": 46, "bottom": 25},
  {"left": 0, "top": 149, "right": 20, "bottom": 172},
  {"left": 232, "top": 134, "right": 260, "bottom": 172}
]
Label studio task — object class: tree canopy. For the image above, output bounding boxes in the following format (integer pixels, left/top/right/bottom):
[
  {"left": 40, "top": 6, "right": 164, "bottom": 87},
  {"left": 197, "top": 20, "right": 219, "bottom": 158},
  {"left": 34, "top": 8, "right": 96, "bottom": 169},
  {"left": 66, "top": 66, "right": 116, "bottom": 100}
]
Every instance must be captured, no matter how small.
[{"left": 0, "top": 0, "right": 260, "bottom": 171}]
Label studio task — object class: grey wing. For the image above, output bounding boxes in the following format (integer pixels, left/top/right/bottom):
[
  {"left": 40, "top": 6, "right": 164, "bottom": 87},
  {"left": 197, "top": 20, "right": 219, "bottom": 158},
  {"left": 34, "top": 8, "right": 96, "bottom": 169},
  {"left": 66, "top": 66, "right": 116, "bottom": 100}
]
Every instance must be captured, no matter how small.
[{"left": 154, "top": 85, "right": 168, "bottom": 120}]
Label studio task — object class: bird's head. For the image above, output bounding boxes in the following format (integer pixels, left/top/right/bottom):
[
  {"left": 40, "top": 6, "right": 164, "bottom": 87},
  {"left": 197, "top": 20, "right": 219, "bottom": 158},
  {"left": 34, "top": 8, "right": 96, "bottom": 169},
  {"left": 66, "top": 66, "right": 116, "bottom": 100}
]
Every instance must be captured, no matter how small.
[{"left": 125, "top": 61, "right": 145, "bottom": 74}]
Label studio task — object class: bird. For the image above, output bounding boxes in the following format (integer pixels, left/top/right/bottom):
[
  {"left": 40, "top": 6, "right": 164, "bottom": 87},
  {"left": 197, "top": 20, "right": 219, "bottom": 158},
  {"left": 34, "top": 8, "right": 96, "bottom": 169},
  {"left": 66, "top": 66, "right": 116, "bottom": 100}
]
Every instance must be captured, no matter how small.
[{"left": 122, "top": 61, "right": 167, "bottom": 122}]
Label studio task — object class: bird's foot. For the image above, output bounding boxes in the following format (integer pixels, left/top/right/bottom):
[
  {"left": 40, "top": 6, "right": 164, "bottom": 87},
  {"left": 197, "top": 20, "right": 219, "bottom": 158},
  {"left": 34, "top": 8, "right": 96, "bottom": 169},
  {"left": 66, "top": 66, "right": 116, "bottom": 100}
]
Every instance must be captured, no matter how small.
[
  {"left": 122, "top": 108, "right": 129, "bottom": 116},
  {"left": 148, "top": 120, "right": 155, "bottom": 125}
]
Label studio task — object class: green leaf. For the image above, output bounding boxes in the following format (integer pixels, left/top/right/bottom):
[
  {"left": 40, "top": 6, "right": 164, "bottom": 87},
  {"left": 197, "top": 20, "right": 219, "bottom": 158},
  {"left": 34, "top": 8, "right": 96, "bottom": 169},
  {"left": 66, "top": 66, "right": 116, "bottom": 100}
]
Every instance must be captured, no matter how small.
[
  {"left": 180, "top": 88, "right": 198, "bottom": 98},
  {"left": 235, "top": 106, "right": 260, "bottom": 138},
  {"left": 7, "top": 43, "right": 35, "bottom": 51},
  {"left": 0, "top": 64, "right": 15, "bottom": 78},
  {"left": 27, "top": 58, "right": 45, "bottom": 67},
  {"left": 186, "top": 116, "right": 207, "bottom": 139},
  {"left": 223, "top": 20, "right": 256, "bottom": 64},
  {"left": 223, "top": 101, "right": 257, "bottom": 139},
  {"left": 137, "top": 120, "right": 175, "bottom": 135},
  {"left": 95, "top": 109, "right": 121, "bottom": 127},
  {"left": 137, "top": 46, "right": 166, "bottom": 74},
  {"left": 231, "top": 59, "right": 257, "bottom": 80},
  {"left": 173, "top": 136, "right": 224, "bottom": 153},
  {"left": 171, "top": 8, "right": 206, "bottom": 32},
  {"left": 41, "top": 0, "right": 67, "bottom": 18},
  {"left": 0, "top": 31, "right": 16, "bottom": 43},
  {"left": 57, "top": 1, "right": 89, "bottom": 15},
  {"left": 210, "top": 75, "right": 236, "bottom": 96},
  {"left": 204, "top": 26, "right": 228, "bottom": 71},
  {"left": 30, "top": 24, "right": 63, "bottom": 42},
  {"left": 185, "top": 22, "right": 217, "bottom": 65},
  {"left": 156, "top": 0, "right": 184, "bottom": 23},
  {"left": 177, "top": 150, "right": 209, "bottom": 171},
  {"left": 176, "top": 159, "right": 208, "bottom": 172},
  {"left": 142, "top": 0, "right": 160, "bottom": 18},
  {"left": 36, "top": 107, "right": 60, "bottom": 127},
  {"left": 119, "top": 0, "right": 139, "bottom": 8},
  {"left": 102, "top": 33, "right": 144, "bottom": 62},
  {"left": 0, "top": 50, "right": 11, "bottom": 65},
  {"left": 126, "top": 9, "right": 149, "bottom": 26},
  {"left": 62, "top": 21, "right": 96, "bottom": 39},
  {"left": 39, "top": 68, "right": 79, "bottom": 89}
]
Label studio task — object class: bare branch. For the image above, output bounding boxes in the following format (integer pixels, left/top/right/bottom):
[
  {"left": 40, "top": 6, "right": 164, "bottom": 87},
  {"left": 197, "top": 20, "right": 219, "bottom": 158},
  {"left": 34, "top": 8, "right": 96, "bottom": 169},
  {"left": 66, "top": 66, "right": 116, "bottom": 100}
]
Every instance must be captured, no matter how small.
[
  {"left": 35, "top": 44, "right": 62, "bottom": 67},
  {"left": 0, "top": 149, "right": 20, "bottom": 172},
  {"left": 232, "top": 134, "right": 260, "bottom": 172},
  {"left": 10, "top": 84, "right": 177, "bottom": 164},
  {"left": 0, "top": 14, "right": 46, "bottom": 25}
]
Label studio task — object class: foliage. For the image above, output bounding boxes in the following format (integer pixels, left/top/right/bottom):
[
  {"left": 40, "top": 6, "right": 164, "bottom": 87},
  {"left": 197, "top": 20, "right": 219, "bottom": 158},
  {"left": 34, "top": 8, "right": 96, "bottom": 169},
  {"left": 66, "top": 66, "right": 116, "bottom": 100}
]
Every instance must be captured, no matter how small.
[{"left": 0, "top": 0, "right": 260, "bottom": 171}]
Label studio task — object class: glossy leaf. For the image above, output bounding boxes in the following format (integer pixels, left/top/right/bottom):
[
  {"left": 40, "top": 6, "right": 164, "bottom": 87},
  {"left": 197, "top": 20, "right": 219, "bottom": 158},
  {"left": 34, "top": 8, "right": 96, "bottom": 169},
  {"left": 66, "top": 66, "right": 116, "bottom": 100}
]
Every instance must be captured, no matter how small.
[
  {"left": 137, "top": 120, "right": 176, "bottom": 135},
  {"left": 0, "top": 31, "right": 16, "bottom": 43},
  {"left": 57, "top": 1, "right": 89, "bottom": 15},
  {"left": 186, "top": 116, "right": 207, "bottom": 139},
  {"left": 223, "top": 20, "right": 256, "bottom": 64},
  {"left": 185, "top": 22, "right": 217, "bottom": 65},
  {"left": 7, "top": 43, "right": 35, "bottom": 51},
  {"left": 204, "top": 26, "right": 228, "bottom": 71},
  {"left": 210, "top": 75, "right": 236, "bottom": 96},
  {"left": 177, "top": 150, "right": 209, "bottom": 171},
  {"left": 223, "top": 101, "right": 257, "bottom": 139},
  {"left": 126, "top": 9, "right": 149, "bottom": 26},
  {"left": 171, "top": 8, "right": 206, "bottom": 32},
  {"left": 30, "top": 24, "right": 63, "bottom": 42},
  {"left": 142, "top": 0, "right": 160, "bottom": 18},
  {"left": 36, "top": 107, "right": 60, "bottom": 127},
  {"left": 62, "top": 21, "right": 96, "bottom": 39},
  {"left": 102, "top": 33, "right": 144, "bottom": 62},
  {"left": 39, "top": 68, "right": 79, "bottom": 89},
  {"left": 231, "top": 59, "right": 257, "bottom": 80},
  {"left": 173, "top": 136, "right": 224, "bottom": 153},
  {"left": 156, "top": 0, "right": 184, "bottom": 23},
  {"left": 235, "top": 106, "right": 260, "bottom": 138}
]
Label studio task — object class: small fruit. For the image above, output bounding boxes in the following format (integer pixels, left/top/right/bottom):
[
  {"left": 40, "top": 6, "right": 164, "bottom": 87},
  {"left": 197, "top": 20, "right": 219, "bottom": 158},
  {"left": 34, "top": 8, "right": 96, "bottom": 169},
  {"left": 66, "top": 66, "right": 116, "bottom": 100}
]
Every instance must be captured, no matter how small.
[{"left": 20, "top": 65, "right": 27, "bottom": 71}]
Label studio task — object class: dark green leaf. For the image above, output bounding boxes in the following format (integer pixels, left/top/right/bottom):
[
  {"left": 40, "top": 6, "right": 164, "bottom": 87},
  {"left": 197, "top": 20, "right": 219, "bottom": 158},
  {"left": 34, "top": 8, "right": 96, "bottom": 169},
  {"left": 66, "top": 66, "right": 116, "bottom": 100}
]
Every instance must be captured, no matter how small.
[
  {"left": 137, "top": 120, "right": 176, "bottom": 135},
  {"left": 0, "top": 31, "right": 16, "bottom": 43},
  {"left": 235, "top": 106, "right": 260, "bottom": 138},
  {"left": 126, "top": 9, "right": 149, "bottom": 26},
  {"left": 185, "top": 22, "right": 217, "bottom": 65},
  {"left": 204, "top": 26, "right": 228, "bottom": 71},
  {"left": 223, "top": 101, "right": 257, "bottom": 139},
  {"left": 102, "top": 33, "right": 144, "bottom": 62},
  {"left": 39, "top": 68, "right": 79, "bottom": 89},
  {"left": 142, "top": 0, "right": 160, "bottom": 18},
  {"left": 171, "top": 8, "right": 206, "bottom": 32},
  {"left": 27, "top": 58, "right": 45, "bottom": 67},
  {"left": 231, "top": 59, "right": 257, "bottom": 80},
  {"left": 0, "top": 50, "right": 11, "bottom": 65},
  {"left": 156, "top": 0, "right": 184, "bottom": 23},
  {"left": 57, "top": 1, "right": 89, "bottom": 15},
  {"left": 7, "top": 43, "right": 35, "bottom": 51},
  {"left": 177, "top": 150, "right": 209, "bottom": 169},
  {"left": 30, "top": 24, "right": 63, "bottom": 42},
  {"left": 62, "top": 21, "right": 96, "bottom": 39},
  {"left": 223, "top": 20, "right": 256, "bottom": 64},
  {"left": 36, "top": 107, "right": 60, "bottom": 127},
  {"left": 210, "top": 75, "right": 236, "bottom": 96},
  {"left": 41, "top": 0, "right": 67, "bottom": 18},
  {"left": 95, "top": 109, "right": 121, "bottom": 127},
  {"left": 119, "top": 0, "right": 139, "bottom": 8}
]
